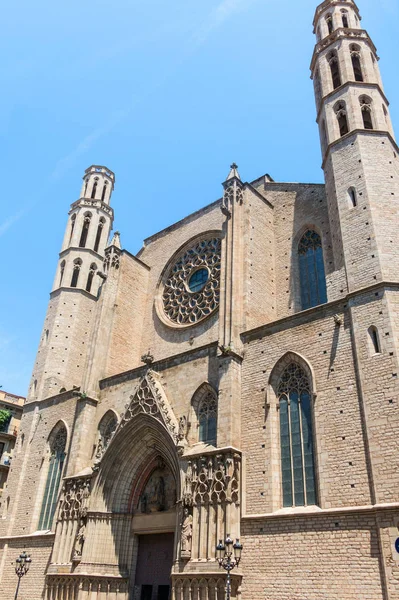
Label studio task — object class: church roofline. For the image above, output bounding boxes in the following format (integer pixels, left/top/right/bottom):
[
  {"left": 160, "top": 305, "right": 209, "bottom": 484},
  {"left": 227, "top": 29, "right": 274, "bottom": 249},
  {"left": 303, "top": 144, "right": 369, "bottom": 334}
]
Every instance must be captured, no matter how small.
[
  {"left": 139, "top": 176, "right": 324, "bottom": 251},
  {"left": 139, "top": 199, "right": 222, "bottom": 251},
  {"left": 100, "top": 342, "right": 219, "bottom": 390}
]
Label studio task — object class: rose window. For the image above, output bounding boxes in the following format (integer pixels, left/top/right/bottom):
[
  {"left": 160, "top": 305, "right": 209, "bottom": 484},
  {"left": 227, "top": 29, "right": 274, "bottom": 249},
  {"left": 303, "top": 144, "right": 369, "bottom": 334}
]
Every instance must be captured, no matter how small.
[{"left": 162, "top": 237, "right": 221, "bottom": 326}]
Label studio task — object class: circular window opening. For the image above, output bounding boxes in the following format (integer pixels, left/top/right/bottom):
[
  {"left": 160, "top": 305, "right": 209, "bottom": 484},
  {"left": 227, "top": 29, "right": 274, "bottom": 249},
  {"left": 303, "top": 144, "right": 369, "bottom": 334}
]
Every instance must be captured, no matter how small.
[{"left": 188, "top": 268, "right": 209, "bottom": 293}]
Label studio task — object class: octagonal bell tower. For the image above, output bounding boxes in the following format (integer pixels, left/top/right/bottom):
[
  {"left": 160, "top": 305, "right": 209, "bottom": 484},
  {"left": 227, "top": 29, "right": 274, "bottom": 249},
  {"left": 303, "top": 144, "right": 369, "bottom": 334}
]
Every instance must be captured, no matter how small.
[
  {"left": 27, "top": 166, "right": 115, "bottom": 402},
  {"left": 311, "top": 0, "right": 399, "bottom": 291}
]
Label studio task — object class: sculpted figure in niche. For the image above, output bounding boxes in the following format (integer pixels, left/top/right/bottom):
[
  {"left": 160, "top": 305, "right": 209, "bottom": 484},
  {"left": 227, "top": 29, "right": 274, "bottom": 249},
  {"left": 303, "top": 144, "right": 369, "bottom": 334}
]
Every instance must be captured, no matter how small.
[
  {"left": 139, "top": 463, "right": 176, "bottom": 514},
  {"left": 72, "top": 518, "right": 86, "bottom": 561},
  {"left": 181, "top": 508, "right": 193, "bottom": 558}
]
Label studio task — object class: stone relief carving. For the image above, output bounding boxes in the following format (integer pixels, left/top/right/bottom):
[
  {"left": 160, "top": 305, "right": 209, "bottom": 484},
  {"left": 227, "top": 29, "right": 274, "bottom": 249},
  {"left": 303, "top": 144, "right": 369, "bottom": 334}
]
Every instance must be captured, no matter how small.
[
  {"left": 119, "top": 372, "right": 181, "bottom": 447},
  {"left": 58, "top": 476, "right": 91, "bottom": 521},
  {"left": 183, "top": 451, "right": 240, "bottom": 507},
  {"left": 139, "top": 461, "right": 176, "bottom": 514},
  {"left": 104, "top": 246, "right": 120, "bottom": 271},
  {"left": 162, "top": 237, "right": 221, "bottom": 326},
  {"left": 94, "top": 415, "right": 118, "bottom": 463}
]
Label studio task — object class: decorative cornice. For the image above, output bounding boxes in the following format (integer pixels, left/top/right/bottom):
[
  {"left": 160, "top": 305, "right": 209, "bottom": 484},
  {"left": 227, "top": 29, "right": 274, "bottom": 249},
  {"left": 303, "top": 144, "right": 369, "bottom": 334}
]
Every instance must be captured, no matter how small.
[
  {"left": 69, "top": 198, "right": 114, "bottom": 217},
  {"left": 313, "top": 0, "right": 361, "bottom": 29},
  {"left": 310, "top": 28, "right": 377, "bottom": 72},
  {"left": 241, "top": 281, "right": 399, "bottom": 343},
  {"left": 315, "top": 82, "right": 390, "bottom": 124}
]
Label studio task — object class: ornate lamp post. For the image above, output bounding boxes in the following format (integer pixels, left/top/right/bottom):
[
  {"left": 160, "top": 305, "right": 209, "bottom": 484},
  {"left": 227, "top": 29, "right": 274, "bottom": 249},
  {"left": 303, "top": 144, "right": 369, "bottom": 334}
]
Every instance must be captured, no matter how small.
[
  {"left": 216, "top": 534, "right": 243, "bottom": 600},
  {"left": 14, "top": 551, "right": 32, "bottom": 600}
]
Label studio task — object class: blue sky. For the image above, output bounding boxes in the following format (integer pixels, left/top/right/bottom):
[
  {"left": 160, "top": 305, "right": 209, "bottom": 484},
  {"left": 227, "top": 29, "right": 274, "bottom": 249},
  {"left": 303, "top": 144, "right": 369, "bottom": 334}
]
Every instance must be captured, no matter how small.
[{"left": 1, "top": 0, "right": 398, "bottom": 396}]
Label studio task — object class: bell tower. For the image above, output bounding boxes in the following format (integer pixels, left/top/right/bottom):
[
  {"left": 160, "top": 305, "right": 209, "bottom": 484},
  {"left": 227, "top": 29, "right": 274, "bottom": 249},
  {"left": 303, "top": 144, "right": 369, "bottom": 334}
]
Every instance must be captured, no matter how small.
[
  {"left": 311, "top": 0, "right": 399, "bottom": 513},
  {"left": 27, "top": 166, "right": 115, "bottom": 402},
  {"left": 311, "top": 0, "right": 399, "bottom": 290}
]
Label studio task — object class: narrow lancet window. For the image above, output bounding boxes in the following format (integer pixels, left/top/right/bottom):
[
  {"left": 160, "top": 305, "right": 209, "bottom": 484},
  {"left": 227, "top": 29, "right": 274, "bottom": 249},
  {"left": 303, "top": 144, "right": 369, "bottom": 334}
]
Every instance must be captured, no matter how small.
[
  {"left": 328, "top": 51, "right": 341, "bottom": 89},
  {"left": 341, "top": 10, "right": 349, "bottom": 28},
  {"left": 79, "top": 213, "right": 92, "bottom": 248},
  {"left": 350, "top": 46, "right": 363, "bottom": 82},
  {"left": 368, "top": 326, "right": 381, "bottom": 354},
  {"left": 91, "top": 178, "right": 98, "bottom": 199},
  {"left": 38, "top": 424, "right": 67, "bottom": 530},
  {"left": 101, "top": 181, "right": 108, "bottom": 202},
  {"left": 86, "top": 263, "right": 97, "bottom": 293},
  {"left": 94, "top": 218, "right": 105, "bottom": 253},
  {"left": 298, "top": 230, "right": 328, "bottom": 310},
  {"left": 279, "top": 363, "right": 317, "bottom": 507},
  {"left": 71, "top": 259, "right": 82, "bottom": 288},
  {"left": 326, "top": 15, "right": 333, "bottom": 35},
  {"left": 69, "top": 214, "right": 76, "bottom": 244},
  {"left": 335, "top": 101, "right": 349, "bottom": 136},
  {"left": 59, "top": 260, "right": 66, "bottom": 286},
  {"left": 348, "top": 188, "right": 357, "bottom": 208},
  {"left": 360, "top": 96, "right": 373, "bottom": 130}
]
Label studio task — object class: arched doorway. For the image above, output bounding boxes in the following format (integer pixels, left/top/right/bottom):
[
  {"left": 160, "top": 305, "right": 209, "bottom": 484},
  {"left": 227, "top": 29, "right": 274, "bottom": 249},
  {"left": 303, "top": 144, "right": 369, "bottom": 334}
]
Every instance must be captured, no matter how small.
[
  {"left": 130, "top": 455, "right": 177, "bottom": 600},
  {"left": 83, "top": 413, "right": 181, "bottom": 600}
]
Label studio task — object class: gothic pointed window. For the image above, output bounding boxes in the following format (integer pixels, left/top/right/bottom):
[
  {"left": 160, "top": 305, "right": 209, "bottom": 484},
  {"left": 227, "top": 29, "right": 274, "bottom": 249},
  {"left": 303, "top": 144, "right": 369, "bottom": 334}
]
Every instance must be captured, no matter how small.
[
  {"left": 298, "top": 230, "right": 327, "bottom": 310},
  {"left": 101, "top": 181, "right": 108, "bottom": 202},
  {"left": 199, "top": 393, "right": 217, "bottom": 443},
  {"left": 360, "top": 96, "right": 374, "bottom": 130},
  {"left": 192, "top": 385, "right": 218, "bottom": 444},
  {"left": 59, "top": 260, "right": 66, "bottom": 286},
  {"left": 69, "top": 214, "right": 76, "bottom": 244},
  {"left": 86, "top": 263, "right": 97, "bottom": 293},
  {"left": 326, "top": 14, "right": 333, "bottom": 35},
  {"left": 327, "top": 50, "right": 341, "bottom": 89},
  {"left": 79, "top": 213, "right": 92, "bottom": 248},
  {"left": 350, "top": 45, "right": 363, "bottom": 82},
  {"left": 71, "top": 259, "right": 82, "bottom": 288},
  {"left": 278, "top": 363, "right": 316, "bottom": 507},
  {"left": 38, "top": 423, "right": 67, "bottom": 530},
  {"left": 341, "top": 10, "right": 349, "bottom": 28},
  {"left": 334, "top": 101, "right": 349, "bottom": 136},
  {"left": 94, "top": 217, "right": 105, "bottom": 253},
  {"left": 91, "top": 178, "right": 98, "bottom": 199},
  {"left": 95, "top": 411, "right": 118, "bottom": 461}
]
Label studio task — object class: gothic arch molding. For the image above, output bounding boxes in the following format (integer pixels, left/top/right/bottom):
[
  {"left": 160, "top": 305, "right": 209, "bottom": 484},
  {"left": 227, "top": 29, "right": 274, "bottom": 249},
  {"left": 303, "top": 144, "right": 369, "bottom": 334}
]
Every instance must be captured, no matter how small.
[
  {"left": 91, "top": 413, "right": 181, "bottom": 514},
  {"left": 267, "top": 351, "right": 317, "bottom": 407}
]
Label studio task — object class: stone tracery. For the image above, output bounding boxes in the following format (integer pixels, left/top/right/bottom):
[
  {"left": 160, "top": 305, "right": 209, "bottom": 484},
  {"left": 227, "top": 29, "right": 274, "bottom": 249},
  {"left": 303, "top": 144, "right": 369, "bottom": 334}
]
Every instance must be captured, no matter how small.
[{"left": 162, "top": 237, "right": 221, "bottom": 326}]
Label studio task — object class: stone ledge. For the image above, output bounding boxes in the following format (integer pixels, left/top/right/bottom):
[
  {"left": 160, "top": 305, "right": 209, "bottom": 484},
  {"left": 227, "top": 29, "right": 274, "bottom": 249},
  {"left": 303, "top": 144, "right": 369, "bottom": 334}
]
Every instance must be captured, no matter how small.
[{"left": 242, "top": 501, "right": 399, "bottom": 521}]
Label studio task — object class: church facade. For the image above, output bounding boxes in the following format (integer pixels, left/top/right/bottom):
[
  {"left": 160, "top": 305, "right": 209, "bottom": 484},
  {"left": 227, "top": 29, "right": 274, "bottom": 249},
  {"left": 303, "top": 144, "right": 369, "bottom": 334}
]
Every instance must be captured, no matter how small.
[{"left": 1, "top": 0, "right": 399, "bottom": 598}]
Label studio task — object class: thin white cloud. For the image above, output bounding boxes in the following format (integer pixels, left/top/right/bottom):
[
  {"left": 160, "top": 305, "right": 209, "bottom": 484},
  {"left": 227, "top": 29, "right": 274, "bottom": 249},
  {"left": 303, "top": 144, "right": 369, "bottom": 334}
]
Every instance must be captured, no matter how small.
[
  {"left": 0, "top": 210, "right": 27, "bottom": 238},
  {"left": 51, "top": 108, "right": 131, "bottom": 180},
  {"left": 193, "top": 0, "right": 254, "bottom": 46},
  {"left": 50, "top": 0, "right": 259, "bottom": 179}
]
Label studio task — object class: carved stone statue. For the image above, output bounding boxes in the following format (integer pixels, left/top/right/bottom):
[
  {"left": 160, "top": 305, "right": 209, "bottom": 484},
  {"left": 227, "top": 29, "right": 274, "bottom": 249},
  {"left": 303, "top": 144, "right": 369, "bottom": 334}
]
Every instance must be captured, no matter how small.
[
  {"left": 181, "top": 508, "right": 193, "bottom": 558},
  {"left": 178, "top": 416, "right": 187, "bottom": 441},
  {"left": 72, "top": 518, "right": 86, "bottom": 561}
]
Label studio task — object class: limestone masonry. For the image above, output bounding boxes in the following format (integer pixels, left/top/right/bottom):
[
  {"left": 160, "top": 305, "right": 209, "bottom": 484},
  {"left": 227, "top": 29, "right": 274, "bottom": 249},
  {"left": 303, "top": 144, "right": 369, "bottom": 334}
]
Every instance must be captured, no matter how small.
[{"left": 1, "top": 1, "right": 399, "bottom": 598}]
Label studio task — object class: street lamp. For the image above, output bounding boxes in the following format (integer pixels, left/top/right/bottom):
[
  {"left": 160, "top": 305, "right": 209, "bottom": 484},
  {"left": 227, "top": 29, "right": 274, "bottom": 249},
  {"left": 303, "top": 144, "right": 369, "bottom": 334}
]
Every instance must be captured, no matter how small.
[
  {"left": 14, "top": 551, "right": 32, "bottom": 600},
  {"left": 216, "top": 534, "right": 243, "bottom": 600}
]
